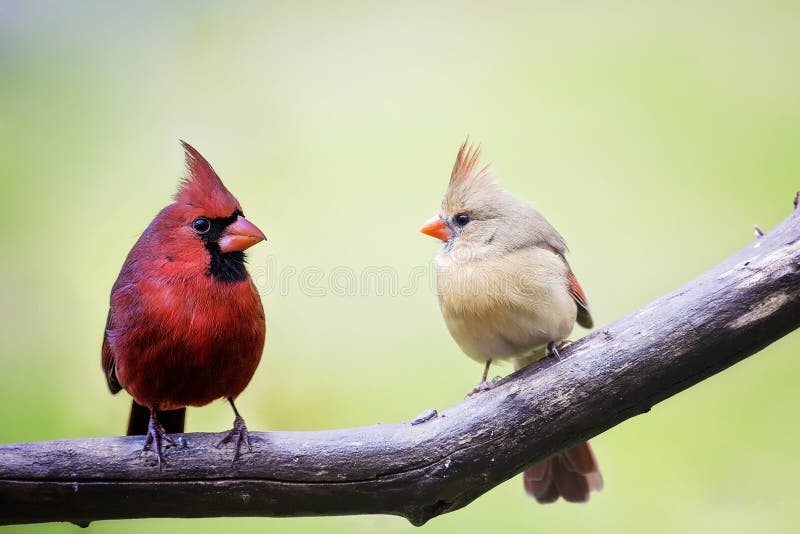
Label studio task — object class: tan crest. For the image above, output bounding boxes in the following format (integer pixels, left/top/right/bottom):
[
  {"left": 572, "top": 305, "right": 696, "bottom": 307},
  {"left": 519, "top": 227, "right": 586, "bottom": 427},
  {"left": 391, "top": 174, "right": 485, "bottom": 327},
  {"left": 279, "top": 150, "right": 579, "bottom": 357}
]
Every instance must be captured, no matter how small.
[{"left": 449, "top": 139, "right": 492, "bottom": 186}]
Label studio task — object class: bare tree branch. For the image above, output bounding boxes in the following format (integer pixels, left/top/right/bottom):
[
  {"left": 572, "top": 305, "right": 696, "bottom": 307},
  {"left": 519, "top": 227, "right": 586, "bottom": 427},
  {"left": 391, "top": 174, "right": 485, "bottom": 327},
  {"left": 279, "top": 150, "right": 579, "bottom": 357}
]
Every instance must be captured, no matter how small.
[{"left": 2, "top": 193, "right": 799, "bottom": 527}]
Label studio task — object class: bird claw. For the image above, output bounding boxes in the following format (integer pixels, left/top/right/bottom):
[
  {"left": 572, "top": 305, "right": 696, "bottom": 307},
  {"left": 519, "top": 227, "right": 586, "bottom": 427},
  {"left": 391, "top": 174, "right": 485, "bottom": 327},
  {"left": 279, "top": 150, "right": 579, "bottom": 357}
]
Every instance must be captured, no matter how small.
[
  {"left": 546, "top": 341, "right": 563, "bottom": 361},
  {"left": 216, "top": 414, "right": 252, "bottom": 464},
  {"left": 546, "top": 340, "right": 574, "bottom": 361},
  {"left": 139, "top": 416, "right": 175, "bottom": 469},
  {"left": 465, "top": 376, "right": 502, "bottom": 398}
]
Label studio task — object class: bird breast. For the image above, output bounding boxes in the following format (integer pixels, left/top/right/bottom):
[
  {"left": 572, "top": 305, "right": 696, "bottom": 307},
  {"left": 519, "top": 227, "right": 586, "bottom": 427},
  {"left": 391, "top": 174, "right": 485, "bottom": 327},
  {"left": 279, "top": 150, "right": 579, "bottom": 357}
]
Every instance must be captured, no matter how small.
[
  {"left": 110, "top": 274, "right": 265, "bottom": 410},
  {"left": 435, "top": 247, "right": 577, "bottom": 363}
]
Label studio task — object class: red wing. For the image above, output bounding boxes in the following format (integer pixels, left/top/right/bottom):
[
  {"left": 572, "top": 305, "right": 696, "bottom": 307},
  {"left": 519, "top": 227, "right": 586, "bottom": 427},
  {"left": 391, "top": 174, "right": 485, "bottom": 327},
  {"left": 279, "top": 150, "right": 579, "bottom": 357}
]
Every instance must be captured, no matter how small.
[
  {"left": 568, "top": 272, "right": 593, "bottom": 329},
  {"left": 102, "top": 310, "right": 122, "bottom": 394},
  {"left": 567, "top": 272, "right": 589, "bottom": 309}
]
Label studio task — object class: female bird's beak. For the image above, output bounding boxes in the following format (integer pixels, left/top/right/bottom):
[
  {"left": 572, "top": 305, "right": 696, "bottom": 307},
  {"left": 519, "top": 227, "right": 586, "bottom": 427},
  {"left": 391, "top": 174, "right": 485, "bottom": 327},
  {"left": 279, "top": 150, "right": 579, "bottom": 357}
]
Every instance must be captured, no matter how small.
[
  {"left": 219, "top": 215, "right": 267, "bottom": 253},
  {"left": 419, "top": 215, "right": 451, "bottom": 242}
]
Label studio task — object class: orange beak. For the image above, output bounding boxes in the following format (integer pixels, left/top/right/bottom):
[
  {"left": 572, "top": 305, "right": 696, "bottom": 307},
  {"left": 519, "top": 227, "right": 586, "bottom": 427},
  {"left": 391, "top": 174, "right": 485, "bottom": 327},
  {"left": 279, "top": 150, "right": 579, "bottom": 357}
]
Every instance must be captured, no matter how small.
[
  {"left": 419, "top": 215, "right": 451, "bottom": 242},
  {"left": 219, "top": 215, "right": 267, "bottom": 253}
]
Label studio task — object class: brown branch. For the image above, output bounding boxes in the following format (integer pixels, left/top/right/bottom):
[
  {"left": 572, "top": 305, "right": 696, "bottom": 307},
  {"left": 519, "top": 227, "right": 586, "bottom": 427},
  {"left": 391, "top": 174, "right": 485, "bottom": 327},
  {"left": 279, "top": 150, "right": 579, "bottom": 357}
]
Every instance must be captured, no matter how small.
[{"left": 2, "top": 193, "right": 800, "bottom": 527}]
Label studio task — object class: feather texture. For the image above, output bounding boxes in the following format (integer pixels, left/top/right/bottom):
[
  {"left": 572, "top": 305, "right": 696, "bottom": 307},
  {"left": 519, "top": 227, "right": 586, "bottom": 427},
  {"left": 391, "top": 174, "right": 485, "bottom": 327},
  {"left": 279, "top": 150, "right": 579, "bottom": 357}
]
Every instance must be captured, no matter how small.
[
  {"left": 524, "top": 442, "right": 603, "bottom": 504},
  {"left": 568, "top": 271, "right": 594, "bottom": 329},
  {"left": 449, "top": 140, "right": 492, "bottom": 186},
  {"left": 175, "top": 140, "right": 243, "bottom": 218}
]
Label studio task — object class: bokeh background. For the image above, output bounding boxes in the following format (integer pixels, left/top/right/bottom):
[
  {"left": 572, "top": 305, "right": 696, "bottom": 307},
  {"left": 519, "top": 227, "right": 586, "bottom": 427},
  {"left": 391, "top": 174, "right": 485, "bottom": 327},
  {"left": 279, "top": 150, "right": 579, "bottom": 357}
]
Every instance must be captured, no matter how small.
[{"left": 2, "top": 1, "right": 799, "bottom": 533}]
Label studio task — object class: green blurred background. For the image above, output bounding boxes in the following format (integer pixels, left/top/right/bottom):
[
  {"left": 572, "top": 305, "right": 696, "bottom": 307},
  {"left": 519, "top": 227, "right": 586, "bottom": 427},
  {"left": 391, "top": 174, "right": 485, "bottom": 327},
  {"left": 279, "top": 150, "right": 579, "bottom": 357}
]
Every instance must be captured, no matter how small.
[{"left": 1, "top": 1, "right": 799, "bottom": 532}]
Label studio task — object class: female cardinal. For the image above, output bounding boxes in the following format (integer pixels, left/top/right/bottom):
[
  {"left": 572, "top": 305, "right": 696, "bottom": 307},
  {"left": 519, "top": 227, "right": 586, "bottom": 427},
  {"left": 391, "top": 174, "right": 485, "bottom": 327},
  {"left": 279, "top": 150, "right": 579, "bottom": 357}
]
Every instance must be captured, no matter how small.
[
  {"left": 420, "top": 141, "right": 602, "bottom": 503},
  {"left": 102, "top": 141, "right": 267, "bottom": 466}
]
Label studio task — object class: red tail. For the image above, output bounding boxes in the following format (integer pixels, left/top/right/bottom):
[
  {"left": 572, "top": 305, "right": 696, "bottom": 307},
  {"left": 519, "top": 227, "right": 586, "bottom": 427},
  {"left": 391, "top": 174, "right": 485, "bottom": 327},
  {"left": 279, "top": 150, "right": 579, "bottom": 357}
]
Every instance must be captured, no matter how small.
[{"left": 523, "top": 441, "right": 603, "bottom": 503}]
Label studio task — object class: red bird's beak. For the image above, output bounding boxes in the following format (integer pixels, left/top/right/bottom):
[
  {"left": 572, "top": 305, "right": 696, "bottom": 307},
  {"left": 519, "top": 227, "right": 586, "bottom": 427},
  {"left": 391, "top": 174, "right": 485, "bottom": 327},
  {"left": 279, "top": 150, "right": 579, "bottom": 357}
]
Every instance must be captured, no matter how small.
[
  {"left": 419, "top": 215, "right": 451, "bottom": 241},
  {"left": 219, "top": 215, "right": 267, "bottom": 253}
]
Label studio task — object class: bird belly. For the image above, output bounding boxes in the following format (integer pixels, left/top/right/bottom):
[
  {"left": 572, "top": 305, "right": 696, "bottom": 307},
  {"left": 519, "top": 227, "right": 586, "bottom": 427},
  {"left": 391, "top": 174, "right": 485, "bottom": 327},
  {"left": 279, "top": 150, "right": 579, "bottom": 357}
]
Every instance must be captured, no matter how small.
[
  {"left": 444, "top": 304, "right": 572, "bottom": 363},
  {"left": 111, "top": 279, "right": 265, "bottom": 410},
  {"left": 116, "top": 329, "right": 263, "bottom": 410},
  {"left": 436, "top": 254, "right": 576, "bottom": 363}
]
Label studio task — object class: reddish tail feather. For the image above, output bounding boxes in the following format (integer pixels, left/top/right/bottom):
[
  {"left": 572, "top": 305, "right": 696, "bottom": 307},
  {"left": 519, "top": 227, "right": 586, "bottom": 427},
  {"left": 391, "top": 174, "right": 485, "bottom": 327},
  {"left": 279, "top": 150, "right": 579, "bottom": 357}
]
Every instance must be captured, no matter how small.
[{"left": 524, "top": 441, "right": 603, "bottom": 503}]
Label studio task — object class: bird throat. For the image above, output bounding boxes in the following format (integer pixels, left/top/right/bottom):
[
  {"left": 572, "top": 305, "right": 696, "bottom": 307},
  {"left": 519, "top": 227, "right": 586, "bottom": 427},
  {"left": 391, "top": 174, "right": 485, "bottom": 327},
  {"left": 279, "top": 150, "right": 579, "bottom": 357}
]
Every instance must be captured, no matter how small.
[
  {"left": 205, "top": 244, "right": 248, "bottom": 283},
  {"left": 199, "top": 210, "right": 249, "bottom": 283}
]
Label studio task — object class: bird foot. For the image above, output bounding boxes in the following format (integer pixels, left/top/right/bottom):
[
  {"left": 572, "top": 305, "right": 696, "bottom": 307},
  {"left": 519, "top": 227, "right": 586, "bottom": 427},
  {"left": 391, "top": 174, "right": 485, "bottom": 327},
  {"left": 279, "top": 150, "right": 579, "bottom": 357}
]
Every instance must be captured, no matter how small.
[
  {"left": 465, "top": 375, "right": 502, "bottom": 398},
  {"left": 546, "top": 341, "right": 572, "bottom": 361},
  {"left": 139, "top": 415, "right": 175, "bottom": 469},
  {"left": 558, "top": 339, "right": 574, "bottom": 350},
  {"left": 216, "top": 414, "right": 252, "bottom": 464}
]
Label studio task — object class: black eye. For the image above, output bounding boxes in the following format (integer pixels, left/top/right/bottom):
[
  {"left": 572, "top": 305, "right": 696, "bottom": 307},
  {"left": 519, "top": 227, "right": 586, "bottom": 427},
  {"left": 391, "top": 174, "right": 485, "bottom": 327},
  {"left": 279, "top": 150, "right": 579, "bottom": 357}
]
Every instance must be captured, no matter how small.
[
  {"left": 192, "top": 217, "right": 211, "bottom": 234},
  {"left": 454, "top": 213, "right": 470, "bottom": 227}
]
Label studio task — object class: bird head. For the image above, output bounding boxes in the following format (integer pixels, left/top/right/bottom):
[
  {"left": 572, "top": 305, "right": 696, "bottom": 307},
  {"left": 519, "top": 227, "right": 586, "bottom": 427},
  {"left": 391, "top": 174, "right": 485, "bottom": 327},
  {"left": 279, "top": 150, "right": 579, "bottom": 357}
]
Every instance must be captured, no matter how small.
[
  {"left": 420, "top": 140, "right": 560, "bottom": 260},
  {"left": 154, "top": 141, "right": 267, "bottom": 282}
]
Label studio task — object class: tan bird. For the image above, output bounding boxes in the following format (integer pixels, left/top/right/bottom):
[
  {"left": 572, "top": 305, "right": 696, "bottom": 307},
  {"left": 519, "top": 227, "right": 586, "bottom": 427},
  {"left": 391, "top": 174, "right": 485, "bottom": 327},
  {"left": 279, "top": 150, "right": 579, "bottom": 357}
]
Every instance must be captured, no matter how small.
[{"left": 420, "top": 141, "right": 602, "bottom": 503}]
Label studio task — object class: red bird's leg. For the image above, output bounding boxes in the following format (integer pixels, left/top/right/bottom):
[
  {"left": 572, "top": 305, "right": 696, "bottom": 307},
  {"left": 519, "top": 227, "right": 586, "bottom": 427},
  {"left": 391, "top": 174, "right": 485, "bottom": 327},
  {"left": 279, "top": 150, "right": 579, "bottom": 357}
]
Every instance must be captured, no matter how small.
[
  {"left": 466, "top": 360, "right": 501, "bottom": 398},
  {"left": 139, "top": 407, "right": 176, "bottom": 469},
  {"left": 216, "top": 398, "right": 252, "bottom": 463}
]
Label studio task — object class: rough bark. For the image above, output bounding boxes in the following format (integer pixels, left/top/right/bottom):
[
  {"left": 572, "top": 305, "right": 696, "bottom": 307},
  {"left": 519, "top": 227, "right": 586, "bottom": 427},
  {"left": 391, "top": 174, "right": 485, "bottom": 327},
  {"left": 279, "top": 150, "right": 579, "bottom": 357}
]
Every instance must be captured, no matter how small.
[{"left": 1, "top": 194, "right": 799, "bottom": 527}]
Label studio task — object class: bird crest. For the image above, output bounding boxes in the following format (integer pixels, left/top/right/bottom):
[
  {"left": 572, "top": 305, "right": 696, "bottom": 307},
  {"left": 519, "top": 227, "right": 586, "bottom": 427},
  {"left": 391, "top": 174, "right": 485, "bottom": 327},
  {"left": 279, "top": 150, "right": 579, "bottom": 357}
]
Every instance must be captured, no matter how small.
[
  {"left": 449, "top": 139, "right": 493, "bottom": 187},
  {"left": 443, "top": 139, "right": 499, "bottom": 213},
  {"left": 174, "top": 141, "right": 242, "bottom": 217}
]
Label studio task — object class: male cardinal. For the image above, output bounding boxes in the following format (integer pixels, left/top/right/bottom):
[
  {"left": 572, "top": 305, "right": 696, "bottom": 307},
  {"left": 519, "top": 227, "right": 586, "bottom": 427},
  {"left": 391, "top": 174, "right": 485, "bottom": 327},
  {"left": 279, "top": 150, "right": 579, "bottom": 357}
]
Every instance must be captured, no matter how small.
[
  {"left": 102, "top": 141, "right": 267, "bottom": 466},
  {"left": 420, "top": 141, "right": 602, "bottom": 503}
]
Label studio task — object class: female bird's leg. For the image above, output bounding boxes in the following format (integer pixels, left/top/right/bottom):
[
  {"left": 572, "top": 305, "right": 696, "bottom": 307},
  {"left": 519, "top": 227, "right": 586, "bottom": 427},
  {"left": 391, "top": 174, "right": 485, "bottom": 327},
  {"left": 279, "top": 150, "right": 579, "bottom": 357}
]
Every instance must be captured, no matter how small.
[
  {"left": 139, "top": 407, "right": 175, "bottom": 469},
  {"left": 466, "top": 360, "right": 501, "bottom": 398},
  {"left": 546, "top": 339, "right": 575, "bottom": 361},
  {"left": 480, "top": 359, "right": 491, "bottom": 383},
  {"left": 216, "top": 397, "right": 252, "bottom": 463},
  {"left": 546, "top": 341, "right": 562, "bottom": 361}
]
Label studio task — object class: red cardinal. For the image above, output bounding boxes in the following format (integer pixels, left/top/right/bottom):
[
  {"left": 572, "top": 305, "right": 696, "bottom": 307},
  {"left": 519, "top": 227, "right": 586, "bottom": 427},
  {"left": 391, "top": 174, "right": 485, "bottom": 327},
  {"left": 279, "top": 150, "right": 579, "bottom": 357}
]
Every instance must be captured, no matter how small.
[{"left": 102, "top": 141, "right": 266, "bottom": 466}]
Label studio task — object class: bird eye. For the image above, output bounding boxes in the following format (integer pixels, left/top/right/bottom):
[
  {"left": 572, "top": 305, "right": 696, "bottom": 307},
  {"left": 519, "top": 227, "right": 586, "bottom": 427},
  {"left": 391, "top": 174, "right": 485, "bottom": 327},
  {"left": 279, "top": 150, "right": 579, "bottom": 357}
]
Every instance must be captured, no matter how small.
[
  {"left": 454, "top": 213, "right": 470, "bottom": 227},
  {"left": 192, "top": 217, "right": 211, "bottom": 234}
]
